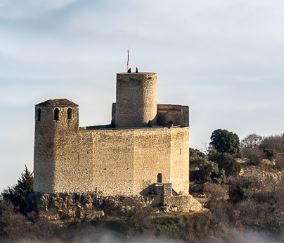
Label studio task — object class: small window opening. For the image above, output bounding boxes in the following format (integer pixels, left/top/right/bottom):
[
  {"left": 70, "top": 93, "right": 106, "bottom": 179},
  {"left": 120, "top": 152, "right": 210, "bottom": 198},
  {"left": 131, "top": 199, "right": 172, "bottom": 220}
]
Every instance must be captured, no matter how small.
[
  {"left": 157, "top": 173, "right": 163, "bottom": 183},
  {"left": 67, "top": 108, "right": 73, "bottom": 120},
  {"left": 37, "top": 108, "right": 41, "bottom": 121},
  {"left": 54, "top": 108, "right": 59, "bottom": 121}
]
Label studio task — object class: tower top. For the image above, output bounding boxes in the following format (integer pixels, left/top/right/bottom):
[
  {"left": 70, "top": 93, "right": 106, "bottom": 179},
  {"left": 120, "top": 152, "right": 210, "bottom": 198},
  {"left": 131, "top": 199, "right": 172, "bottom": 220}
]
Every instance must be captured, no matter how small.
[
  {"left": 36, "top": 99, "right": 78, "bottom": 107},
  {"left": 117, "top": 72, "right": 156, "bottom": 76}
]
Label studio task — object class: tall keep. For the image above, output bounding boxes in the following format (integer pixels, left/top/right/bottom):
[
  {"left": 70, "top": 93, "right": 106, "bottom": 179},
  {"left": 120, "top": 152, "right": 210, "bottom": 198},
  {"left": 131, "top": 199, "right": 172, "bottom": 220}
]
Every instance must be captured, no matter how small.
[{"left": 115, "top": 72, "right": 157, "bottom": 128}]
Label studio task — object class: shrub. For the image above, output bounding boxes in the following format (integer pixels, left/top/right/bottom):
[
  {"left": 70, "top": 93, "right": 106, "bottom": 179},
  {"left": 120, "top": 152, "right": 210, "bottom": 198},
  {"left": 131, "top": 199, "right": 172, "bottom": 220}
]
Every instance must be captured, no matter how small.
[
  {"left": 209, "top": 153, "right": 241, "bottom": 177},
  {"left": 189, "top": 148, "right": 207, "bottom": 169},
  {"left": 262, "top": 148, "right": 277, "bottom": 160},
  {"left": 275, "top": 154, "right": 284, "bottom": 170},
  {"left": 191, "top": 159, "right": 226, "bottom": 184},
  {"left": 242, "top": 147, "right": 264, "bottom": 165},
  {"left": 2, "top": 166, "right": 33, "bottom": 215},
  {"left": 229, "top": 179, "right": 253, "bottom": 203},
  {"left": 259, "top": 135, "right": 284, "bottom": 160},
  {"left": 203, "top": 183, "right": 228, "bottom": 199},
  {"left": 241, "top": 134, "right": 263, "bottom": 148},
  {"left": 199, "top": 160, "right": 219, "bottom": 182}
]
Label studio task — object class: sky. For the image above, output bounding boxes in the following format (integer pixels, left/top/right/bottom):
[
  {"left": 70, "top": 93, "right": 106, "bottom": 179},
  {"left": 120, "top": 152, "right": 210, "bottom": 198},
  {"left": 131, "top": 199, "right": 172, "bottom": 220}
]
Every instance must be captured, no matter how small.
[{"left": 0, "top": 0, "right": 284, "bottom": 190}]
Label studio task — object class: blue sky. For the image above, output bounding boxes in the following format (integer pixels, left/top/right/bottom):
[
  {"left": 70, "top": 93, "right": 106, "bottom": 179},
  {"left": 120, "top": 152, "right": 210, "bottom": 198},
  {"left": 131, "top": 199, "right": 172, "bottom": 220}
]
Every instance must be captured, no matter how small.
[{"left": 0, "top": 0, "right": 284, "bottom": 190}]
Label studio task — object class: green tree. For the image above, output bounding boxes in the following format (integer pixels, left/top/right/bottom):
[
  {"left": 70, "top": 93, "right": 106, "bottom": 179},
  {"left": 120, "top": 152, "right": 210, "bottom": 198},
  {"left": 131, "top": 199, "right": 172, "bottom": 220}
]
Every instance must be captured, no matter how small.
[
  {"left": 209, "top": 153, "right": 241, "bottom": 177},
  {"left": 229, "top": 180, "right": 253, "bottom": 203},
  {"left": 189, "top": 148, "right": 207, "bottom": 169},
  {"left": 210, "top": 129, "right": 240, "bottom": 155},
  {"left": 2, "top": 166, "right": 33, "bottom": 214},
  {"left": 199, "top": 160, "right": 225, "bottom": 184}
]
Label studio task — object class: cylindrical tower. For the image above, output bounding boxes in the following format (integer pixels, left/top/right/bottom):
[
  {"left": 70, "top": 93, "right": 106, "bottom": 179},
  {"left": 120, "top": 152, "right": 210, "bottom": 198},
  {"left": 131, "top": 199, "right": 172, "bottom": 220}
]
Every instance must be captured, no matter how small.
[{"left": 115, "top": 72, "right": 157, "bottom": 128}]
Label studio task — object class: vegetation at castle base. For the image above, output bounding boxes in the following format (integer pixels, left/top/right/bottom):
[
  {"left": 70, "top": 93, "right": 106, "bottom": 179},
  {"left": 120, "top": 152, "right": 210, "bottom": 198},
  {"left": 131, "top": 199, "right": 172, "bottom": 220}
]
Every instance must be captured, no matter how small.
[
  {"left": 191, "top": 130, "right": 284, "bottom": 186},
  {"left": 2, "top": 166, "right": 33, "bottom": 215},
  {"left": 190, "top": 130, "right": 284, "bottom": 242},
  {"left": 228, "top": 178, "right": 253, "bottom": 203},
  {"left": 190, "top": 129, "right": 241, "bottom": 184},
  {"left": 240, "top": 133, "right": 284, "bottom": 167}
]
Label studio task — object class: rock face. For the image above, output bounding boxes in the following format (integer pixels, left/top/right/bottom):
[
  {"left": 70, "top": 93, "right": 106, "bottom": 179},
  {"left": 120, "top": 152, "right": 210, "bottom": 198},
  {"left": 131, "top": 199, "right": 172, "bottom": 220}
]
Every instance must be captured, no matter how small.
[
  {"left": 240, "top": 167, "right": 284, "bottom": 190},
  {"left": 163, "top": 195, "right": 203, "bottom": 213},
  {"left": 34, "top": 193, "right": 104, "bottom": 223},
  {"left": 26, "top": 192, "right": 204, "bottom": 223}
]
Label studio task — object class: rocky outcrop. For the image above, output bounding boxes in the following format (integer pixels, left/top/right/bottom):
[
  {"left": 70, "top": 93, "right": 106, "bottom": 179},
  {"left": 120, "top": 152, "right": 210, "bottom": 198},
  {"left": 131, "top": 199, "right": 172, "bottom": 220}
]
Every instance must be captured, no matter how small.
[
  {"left": 27, "top": 193, "right": 153, "bottom": 223},
  {"left": 25, "top": 192, "right": 204, "bottom": 224},
  {"left": 163, "top": 195, "right": 204, "bottom": 213}
]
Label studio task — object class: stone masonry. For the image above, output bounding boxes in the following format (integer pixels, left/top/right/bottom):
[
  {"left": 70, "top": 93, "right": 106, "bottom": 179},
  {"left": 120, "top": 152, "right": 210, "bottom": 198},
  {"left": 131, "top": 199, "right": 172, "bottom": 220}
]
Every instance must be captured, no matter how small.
[{"left": 34, "top": 72, "right": 190, "bottom": 196}]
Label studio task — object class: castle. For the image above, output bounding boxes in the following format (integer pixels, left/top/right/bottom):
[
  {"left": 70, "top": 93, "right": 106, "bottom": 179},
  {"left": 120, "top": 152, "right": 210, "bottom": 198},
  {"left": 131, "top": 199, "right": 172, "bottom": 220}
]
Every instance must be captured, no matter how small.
[{"left": 34, "top": 72, "right": 190, "bottom": 196}]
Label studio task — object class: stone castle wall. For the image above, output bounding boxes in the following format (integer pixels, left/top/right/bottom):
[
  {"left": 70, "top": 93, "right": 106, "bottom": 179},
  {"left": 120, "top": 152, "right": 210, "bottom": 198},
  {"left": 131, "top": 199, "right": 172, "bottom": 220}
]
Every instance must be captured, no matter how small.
[
  {"left": 157, "top": 104, "right": 189, "bottom": 127},
  {"left": 34, "top": 72, "right": 190, "bottom": 197},
  {"left": 34, "top": 123, "right": 189, "bottom": 196}
]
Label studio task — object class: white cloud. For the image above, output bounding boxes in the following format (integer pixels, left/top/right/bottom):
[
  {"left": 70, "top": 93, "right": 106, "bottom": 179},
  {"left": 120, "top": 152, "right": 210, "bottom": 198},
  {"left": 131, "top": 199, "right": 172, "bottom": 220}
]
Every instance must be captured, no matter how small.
[{"left": 0, "top": 0, "right": 78, "bottom": 20}]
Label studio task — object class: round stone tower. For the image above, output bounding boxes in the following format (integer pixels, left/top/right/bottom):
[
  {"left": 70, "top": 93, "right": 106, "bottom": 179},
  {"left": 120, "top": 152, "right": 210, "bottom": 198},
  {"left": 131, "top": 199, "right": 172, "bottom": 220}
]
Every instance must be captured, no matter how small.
[{"left": 115, "top": 72, "right": 157, "bottom": 128}]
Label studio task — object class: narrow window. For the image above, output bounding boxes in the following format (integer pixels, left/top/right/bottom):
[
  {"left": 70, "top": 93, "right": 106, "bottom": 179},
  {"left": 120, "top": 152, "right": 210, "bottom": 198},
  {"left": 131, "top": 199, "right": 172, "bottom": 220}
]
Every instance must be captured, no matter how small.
[
  {"left": 157, "top": 173, "right": 163, "bottom": 183},
  {"left": 67, "top": 108, "right": 73, "bottom": 120},
  {"left": 37, "top": 108, "right": 41, "bottom": 121},
  {"left": 54, "top": 108, "right": 59, "bottom": 121}
]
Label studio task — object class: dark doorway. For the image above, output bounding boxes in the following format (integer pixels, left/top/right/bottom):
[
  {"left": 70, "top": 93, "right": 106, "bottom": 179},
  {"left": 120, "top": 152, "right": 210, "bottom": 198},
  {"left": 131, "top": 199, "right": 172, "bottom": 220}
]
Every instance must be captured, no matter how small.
[{"left": 157, "top": 173, "right": 162, "bottom": 183}]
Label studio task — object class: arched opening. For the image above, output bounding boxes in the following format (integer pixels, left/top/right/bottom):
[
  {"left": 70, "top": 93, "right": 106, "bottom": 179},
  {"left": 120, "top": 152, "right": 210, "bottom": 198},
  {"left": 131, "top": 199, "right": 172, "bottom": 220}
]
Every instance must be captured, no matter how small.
[
  {"left": 37, "top": 108, "right": 41, "bottom": 121},
  {"left": 54, "top": 108, "right": 59, "bottom": 121},
  {"left": 157, "top": 173, "right": 162, "bottom": 183},
  {"left": 67, "top": 108, "right": 73, "bottom": 120}
]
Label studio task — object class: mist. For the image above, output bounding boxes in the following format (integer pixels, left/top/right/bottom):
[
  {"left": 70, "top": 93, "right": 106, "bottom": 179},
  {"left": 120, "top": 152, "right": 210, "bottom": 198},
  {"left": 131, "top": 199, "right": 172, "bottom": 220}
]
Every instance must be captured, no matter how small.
[{"left": 11, "top": 228, "right": 282, "bottom": 243}]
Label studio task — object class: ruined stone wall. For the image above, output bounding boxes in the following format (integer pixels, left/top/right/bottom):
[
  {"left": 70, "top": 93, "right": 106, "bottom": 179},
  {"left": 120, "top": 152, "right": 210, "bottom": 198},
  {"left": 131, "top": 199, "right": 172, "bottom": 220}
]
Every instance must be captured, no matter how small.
[
  {"left": 157, "top": 104, "right": 189, "bottom": 127},
  {"left": 112, "top": 103, "right": 189, "bottom": 128}
]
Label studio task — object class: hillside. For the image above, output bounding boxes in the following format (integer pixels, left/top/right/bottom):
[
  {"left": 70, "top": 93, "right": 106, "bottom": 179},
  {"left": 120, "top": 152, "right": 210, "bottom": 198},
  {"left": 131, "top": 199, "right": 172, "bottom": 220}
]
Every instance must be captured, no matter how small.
[{"left": 1, "top": 131, "right": 284, "bottom": 242}]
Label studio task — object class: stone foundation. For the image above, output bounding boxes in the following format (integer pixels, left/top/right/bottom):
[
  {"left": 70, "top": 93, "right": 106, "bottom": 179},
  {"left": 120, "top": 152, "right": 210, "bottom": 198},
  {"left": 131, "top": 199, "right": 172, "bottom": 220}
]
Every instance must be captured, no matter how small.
[{"left": 26, "top": 191, "right": 203, "bottom": 224}]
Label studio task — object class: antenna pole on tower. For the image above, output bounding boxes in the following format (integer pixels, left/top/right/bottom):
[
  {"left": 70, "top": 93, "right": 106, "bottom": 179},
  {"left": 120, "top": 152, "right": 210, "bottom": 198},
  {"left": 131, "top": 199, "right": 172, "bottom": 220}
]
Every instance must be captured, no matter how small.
[{"left": 127, "top": 49, "right": 130, "bottom": 71}]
